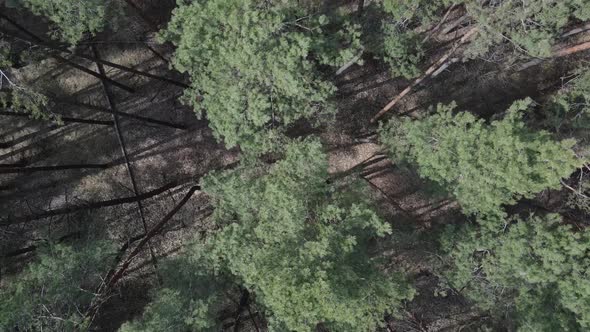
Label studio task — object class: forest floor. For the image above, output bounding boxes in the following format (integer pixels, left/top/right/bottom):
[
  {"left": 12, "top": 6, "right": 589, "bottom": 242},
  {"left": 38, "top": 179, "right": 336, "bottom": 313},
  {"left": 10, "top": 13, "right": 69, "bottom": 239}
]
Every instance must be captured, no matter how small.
[{"left": 1, "top": 1, "right": 589, "bottom": 331}]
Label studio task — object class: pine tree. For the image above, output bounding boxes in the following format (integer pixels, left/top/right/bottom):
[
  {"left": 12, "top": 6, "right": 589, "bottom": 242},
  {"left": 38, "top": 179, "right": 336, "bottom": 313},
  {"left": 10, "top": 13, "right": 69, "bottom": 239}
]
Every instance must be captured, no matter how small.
[
  {"left": 544, "top": 67, "right": 590, "bottom": 152},
  {"left": 19, "top": 0, "right": 121, "bottom": 45},
  {"left": 0, "top": 68, "right": 60, "bottom": 123},
  {"left": 379, "top": 98, "right": 580, "bottom": 217},
  {"left": 0, "top": 240, "right": 115, "bottom": 331},
  {"left": 119, "top": 245, "right": 230, "bottom": 332},
  {"left": 160, "top": 0, "right": 362, "bottom": 155},
  {"left": 375, "top": 0, "right": 457, "bottom": 79},
  {"left": 441, "top": 214, "right": 590, "bottom": 331},
  {"left": 201, "top": 139, "right": 414, "bottom": 331},
  {"left": 124, "top": 139, "right": 414, "bottom": 331}
]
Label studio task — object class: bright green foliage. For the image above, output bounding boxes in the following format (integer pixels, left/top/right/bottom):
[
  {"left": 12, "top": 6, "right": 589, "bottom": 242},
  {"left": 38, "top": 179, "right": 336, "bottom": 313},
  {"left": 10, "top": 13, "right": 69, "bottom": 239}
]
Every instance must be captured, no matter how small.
[
  {"left": 119, "top": 244, "right": 229, "bottom": 332},
  {"left": 160, "top": 0, "right": 362, "bottom": 154},
  {"left": 441, "top": 214, "right": 590, "bottom": 331},
  {"left": 0, "top": 240, "right": 115, "bottom": 331},
  {"left": 20, "top": 0, "right": 119, "bottom": 45},
  {"left": 201, "top": 139, "right": 414, "bottom": 331},
  {"left": 379, "top": 99, "right": 579, "bottom": 217},
  {"left": 464, "top": 0, "right": 590, "bottom": 58}
]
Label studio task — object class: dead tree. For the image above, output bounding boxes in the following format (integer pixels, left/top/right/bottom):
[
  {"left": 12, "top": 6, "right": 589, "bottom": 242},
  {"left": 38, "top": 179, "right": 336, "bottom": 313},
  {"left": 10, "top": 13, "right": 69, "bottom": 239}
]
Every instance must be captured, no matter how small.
[
  {"left": 92, "top": 45, "right": 160, "bottom": 277},
  {"left": 84, "top": 185, "right": 202, "bottom": 324}
]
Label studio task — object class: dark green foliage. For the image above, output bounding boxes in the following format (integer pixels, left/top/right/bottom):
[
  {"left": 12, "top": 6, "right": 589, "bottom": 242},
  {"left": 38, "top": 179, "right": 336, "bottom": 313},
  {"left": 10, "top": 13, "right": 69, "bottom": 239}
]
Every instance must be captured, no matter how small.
[
  {"left": 119, "top": 244, "right": 230, "bottom": 332},
  {"left": 376, "top": 0, "right": 458, "bottom": 78},
  {"left": 160, "top": 0, "right": 361, "bottom": 154},
  {"left": 201, "top": 139, "right": 414, "bottom": 331},
  {"left": 0, "top": 240, "right": 115, "bottom": 331},
  {"left": 0, "top": 41, "right": 12, "bottom": 68},
  {"left": 19, "top": 0, "right": 121, "bottom": 45},
  {"left": 545, "top": 68, "right": 590, "bottom": 154},
  {"left": 441, "top": 214, "right": 590, "bottom": 331},
  {"left": 379, "top": 99, "right": 580, "bottom": 217},
  {"left": 381, "top": 27, "right": 424, "bottom": 79},
  {"left": 120, "top": 139, "right": 413, "bottom": 331},
  {"left": 0, "top": 87, "right": 61, "bottom": 123}
]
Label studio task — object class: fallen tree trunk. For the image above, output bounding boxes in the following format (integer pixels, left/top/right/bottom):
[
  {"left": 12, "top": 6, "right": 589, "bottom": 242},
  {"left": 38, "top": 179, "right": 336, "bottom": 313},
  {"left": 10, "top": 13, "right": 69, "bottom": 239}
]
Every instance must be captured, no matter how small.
[
  {"left": 52, "top": 98, "right": 188, "bottom": 130},
  {"left": 0, "top": 14, "right": 187, "bottom": 89},
  {"left": 84, "top": 186, "right": 204, "bottom": 325},
  {"left": 371, "top": 27, "right": 478, "bottom": 123},
  {"left": 1, "top": 176, "right": 196, "bottom": 225},
  {"left": 0, "top": 111, "right": 114, "bottom": 126},
  {"left": 105, "top": 185, "right": 201, "bottom": 289},
  {"left": 517, "top": 41, "right": 590, "bottom": 71},
  {"left": 2, "top": 232, "right": 82, "bottom": 258},
  {"left": 0, "top": 163, "right": 109, "bottom": 174}
]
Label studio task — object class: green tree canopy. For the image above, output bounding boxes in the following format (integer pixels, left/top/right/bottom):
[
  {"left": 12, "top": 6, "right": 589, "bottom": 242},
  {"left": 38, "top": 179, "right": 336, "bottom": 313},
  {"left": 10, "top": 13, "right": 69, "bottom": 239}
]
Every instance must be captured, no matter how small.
[
  {"left": 545, "top": 68, "right": 590, "bottom": 151},
  {"left": 119, "top": 245, "right": 230, "bottom": 332},
  {"left": 19, "top": 0, "right": 120, "bottom": 45},
  {"left": 160, "top": 0, "right": 361, "bottom": 154},
  {"left": 374, "top": 0, "right": 458, "bottom": 79},
  {"left": 441, "top": 214, "right": 590, "bottom": 331},
  {"left": 124, "top": 139, "right": 414, "bottom": 331},
  {"left": 379, "top": 99, "right": 579, "bottom": 217},
  {"left": 0, "top": 240, "right": 115, "bottom": 331},
  {"left": 201, "top": 139, "right": 414, "bottom": 331}
]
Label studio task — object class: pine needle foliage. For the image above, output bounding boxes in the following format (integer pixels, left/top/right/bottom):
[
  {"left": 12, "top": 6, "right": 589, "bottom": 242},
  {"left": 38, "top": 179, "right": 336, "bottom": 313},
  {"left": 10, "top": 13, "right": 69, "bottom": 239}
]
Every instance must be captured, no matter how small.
[
  {"left": 19, "top": 0, "right": 121, "bottom": 45},
  {"left": 374, "top": 0, "right": 587, "bottom": 73},
  {"left": 119, "top": 245, "right": 230, "bottom": 332},
  {"left": 379, "top": 99, "right": 580, "bottom": 217},
  {"left": 0, "top": 87, "right": 61, "bottom": 123},
  {"left": 0, "top": 240, "right": 115, "bottom": 331},
  {"left": 160, "top": 0, "right": 362, "bottom": 155},
  {"left": 201, "top": 139, "right": 414, "bottom": 331},
  {"left": 381, "top": 25, "right": 424, "bottom": 79},
  {"left": 0, "top": 41, "right": 12, "bottom": 68},
  {"left": 545, "top": 68, "right": 590, "bottom": 155},
  {"left": 375, "top": 0, "right": 457, "bottom": 79},
  {"left": 441, "top": 214, "right": 590, "bottom": 331}
]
